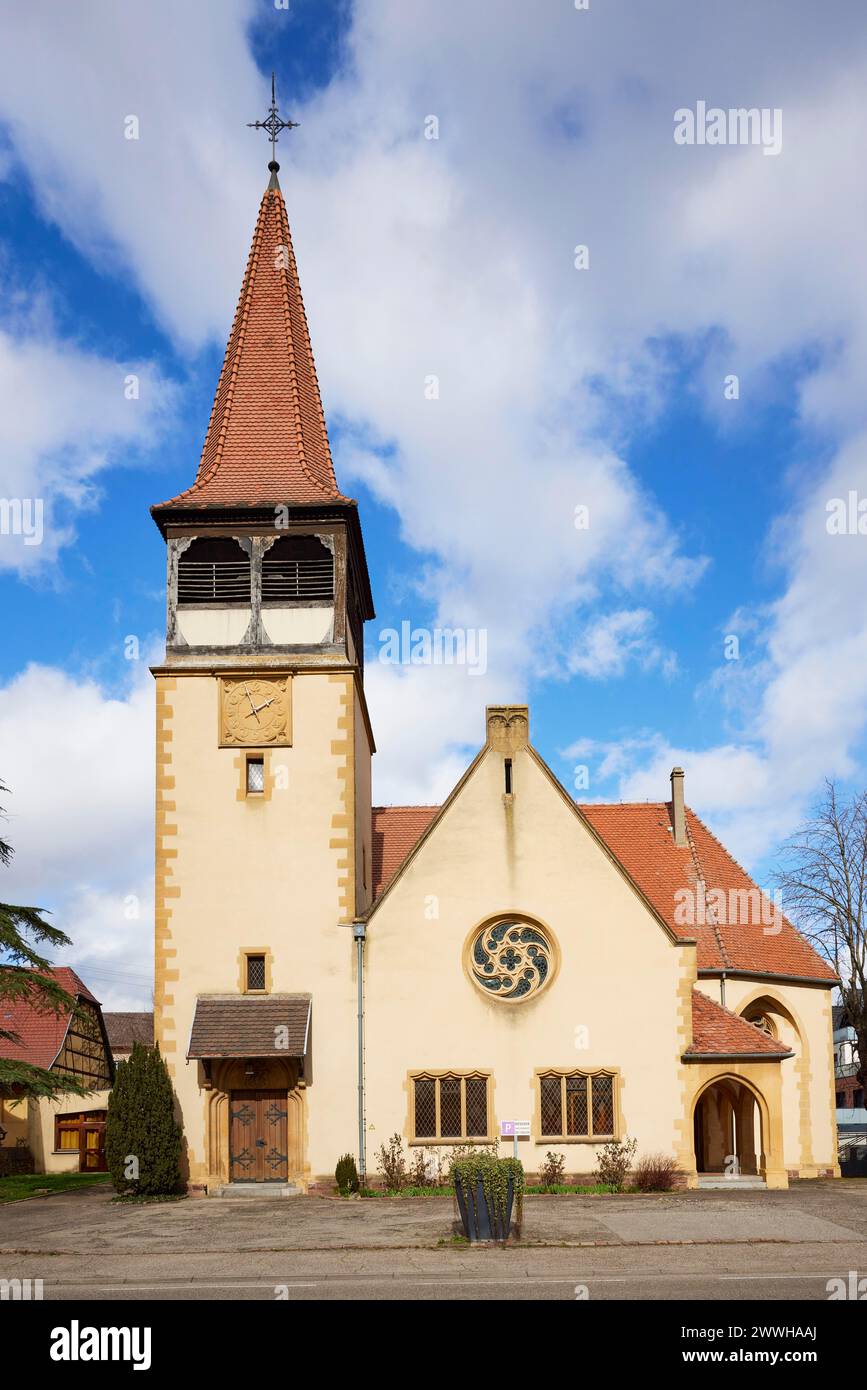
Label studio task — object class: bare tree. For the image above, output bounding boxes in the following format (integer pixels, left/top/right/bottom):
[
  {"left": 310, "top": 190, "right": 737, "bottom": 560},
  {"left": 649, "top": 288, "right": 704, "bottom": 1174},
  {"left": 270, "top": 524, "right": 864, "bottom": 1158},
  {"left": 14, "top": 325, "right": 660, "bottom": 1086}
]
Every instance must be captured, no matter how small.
[{"left": 776, "top": 780, "right": 867, "bottom": 1092}]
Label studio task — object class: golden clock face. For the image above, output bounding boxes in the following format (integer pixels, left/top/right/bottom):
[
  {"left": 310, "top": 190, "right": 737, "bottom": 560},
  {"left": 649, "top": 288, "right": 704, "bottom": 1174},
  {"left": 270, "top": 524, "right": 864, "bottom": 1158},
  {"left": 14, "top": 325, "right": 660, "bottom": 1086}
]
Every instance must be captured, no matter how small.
[{"left": 219, "top": 677, "right": 291, "bottom": 746}]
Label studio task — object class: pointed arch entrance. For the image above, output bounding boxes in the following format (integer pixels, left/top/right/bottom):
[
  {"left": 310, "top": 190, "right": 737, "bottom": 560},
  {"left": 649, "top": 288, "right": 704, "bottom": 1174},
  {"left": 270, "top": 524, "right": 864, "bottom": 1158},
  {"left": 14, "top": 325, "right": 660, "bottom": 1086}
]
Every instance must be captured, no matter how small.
[{"left": 693, "top": 1075, "right": 765, "bottom": 1178}]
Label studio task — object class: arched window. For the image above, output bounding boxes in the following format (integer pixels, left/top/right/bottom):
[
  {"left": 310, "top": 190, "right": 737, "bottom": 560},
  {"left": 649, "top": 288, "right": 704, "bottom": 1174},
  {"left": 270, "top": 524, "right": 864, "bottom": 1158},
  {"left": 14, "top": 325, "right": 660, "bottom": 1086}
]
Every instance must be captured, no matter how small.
[
  {"left": 178, "top": 538, "right": 250, "bottom": 605},
  {"left": 262, "top": 536, "right": 333, "bottom": 604}
]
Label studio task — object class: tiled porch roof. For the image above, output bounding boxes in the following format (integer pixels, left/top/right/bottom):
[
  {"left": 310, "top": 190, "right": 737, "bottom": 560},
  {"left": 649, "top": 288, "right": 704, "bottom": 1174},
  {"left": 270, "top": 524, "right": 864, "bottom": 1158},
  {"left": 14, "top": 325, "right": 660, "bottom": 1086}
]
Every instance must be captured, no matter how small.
[
  {"left": 685, "top": 989, "right": 792, "bottom": 1060},
  {"left": 187, "top": 995, "right": 311, "bottom": 1059}
]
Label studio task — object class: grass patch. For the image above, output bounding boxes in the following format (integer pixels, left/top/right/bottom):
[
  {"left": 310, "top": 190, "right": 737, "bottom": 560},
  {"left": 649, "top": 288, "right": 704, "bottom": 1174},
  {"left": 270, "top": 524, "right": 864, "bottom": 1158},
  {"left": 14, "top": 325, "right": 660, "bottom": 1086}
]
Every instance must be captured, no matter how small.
[
  {"left": 526, "top": 1183, "right": 619, "bottom": 1195},
  {"left": 0, "top": 1172, "right": 113, "bottom": 1204},
  {"left": 359, "top": 1185, "right": 452, "bottom": 1198}
]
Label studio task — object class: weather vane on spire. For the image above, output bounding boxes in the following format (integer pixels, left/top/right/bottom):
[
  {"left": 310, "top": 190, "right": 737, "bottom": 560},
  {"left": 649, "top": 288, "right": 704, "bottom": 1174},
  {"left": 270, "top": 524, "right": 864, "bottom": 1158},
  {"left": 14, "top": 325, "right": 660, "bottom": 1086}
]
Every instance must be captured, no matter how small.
[{"left": 247, "top": 71, "right": 299, "bottom": 171}]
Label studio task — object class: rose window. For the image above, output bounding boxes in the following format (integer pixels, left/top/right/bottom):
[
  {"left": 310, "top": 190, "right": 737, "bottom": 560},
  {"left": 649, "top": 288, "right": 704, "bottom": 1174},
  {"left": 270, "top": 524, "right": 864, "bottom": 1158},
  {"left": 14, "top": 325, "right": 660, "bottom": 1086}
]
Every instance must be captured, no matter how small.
[{"left": 469, "top": 921, "right": 554, "bottom": 1001}]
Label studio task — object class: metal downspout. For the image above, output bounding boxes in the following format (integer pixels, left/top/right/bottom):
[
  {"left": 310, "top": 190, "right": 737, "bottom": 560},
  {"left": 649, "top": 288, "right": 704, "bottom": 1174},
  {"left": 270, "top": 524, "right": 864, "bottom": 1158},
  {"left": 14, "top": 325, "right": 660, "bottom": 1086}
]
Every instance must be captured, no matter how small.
[{"left": 353, "top": 920, "right": 366, "bottom": 1182}]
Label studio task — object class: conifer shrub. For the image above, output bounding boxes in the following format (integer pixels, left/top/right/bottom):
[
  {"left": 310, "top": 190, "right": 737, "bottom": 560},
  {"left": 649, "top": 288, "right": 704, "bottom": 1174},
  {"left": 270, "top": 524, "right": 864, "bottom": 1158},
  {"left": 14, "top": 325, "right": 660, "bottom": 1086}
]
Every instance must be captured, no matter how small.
[
  {"left": 106, "top": 1043, "right": 183, "bottom": 1196},
  {"left": 335, "top": 1153, "right": 359, "bottom": 1194}
]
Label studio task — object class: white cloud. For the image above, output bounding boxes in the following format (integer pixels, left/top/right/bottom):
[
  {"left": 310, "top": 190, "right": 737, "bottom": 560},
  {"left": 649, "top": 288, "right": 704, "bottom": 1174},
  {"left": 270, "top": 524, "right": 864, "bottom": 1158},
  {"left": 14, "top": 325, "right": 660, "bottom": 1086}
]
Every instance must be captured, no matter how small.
[
  {"left": 566, "top": 608, "right": 676, "bottom": 680},
  {"left": 0, "top": 660, "right": 154, "bottom": 1007},
  {"left": 0, "top": 302, "right": 177, "bottom": 574},
  {"left": 0, "top": 2, "right": 867, "bottom": 869}
]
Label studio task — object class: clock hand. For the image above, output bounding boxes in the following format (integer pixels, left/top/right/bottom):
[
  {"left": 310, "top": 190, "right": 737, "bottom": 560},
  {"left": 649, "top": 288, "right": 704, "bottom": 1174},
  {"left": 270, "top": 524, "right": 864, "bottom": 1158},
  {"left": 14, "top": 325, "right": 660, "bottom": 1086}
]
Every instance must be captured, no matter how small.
[
  {"left": 243, "top": 683, "right": 261, "bottom": 722},
  {"left": 252, "top": 697, "right": 276, "bottom": 714}
]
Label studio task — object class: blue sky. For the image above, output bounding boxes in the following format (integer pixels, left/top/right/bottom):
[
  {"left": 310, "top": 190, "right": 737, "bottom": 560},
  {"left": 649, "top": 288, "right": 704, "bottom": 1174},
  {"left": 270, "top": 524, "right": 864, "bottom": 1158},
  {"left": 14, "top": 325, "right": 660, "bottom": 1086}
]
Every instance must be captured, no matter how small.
[{"left": 1, "top": 0, "right": 866, "bottom": 1006}]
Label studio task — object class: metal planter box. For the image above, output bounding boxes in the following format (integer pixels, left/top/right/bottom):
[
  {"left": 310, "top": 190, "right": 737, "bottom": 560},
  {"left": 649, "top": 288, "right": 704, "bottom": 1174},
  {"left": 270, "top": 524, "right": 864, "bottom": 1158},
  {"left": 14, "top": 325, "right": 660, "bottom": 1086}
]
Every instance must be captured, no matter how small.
[{"left": 455, "top": 1174, "right": 515, "bottom": 1242}]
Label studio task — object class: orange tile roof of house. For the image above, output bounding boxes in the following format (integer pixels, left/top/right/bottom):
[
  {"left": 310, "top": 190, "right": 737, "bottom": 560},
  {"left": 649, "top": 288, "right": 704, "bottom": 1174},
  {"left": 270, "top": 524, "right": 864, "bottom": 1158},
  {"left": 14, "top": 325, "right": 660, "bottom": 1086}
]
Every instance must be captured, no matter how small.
[
  {"left": 685, "top": 989, "right": 792, "bottom": 1058},
  {"left": 369, "top": 800, "right": 835, "bottom": 983},
  {"left": 0, "top": 967, "right": 100, "bottom": 1071},
  {"left": 153, "top": 172, "right": 349, "bottom": 514}
]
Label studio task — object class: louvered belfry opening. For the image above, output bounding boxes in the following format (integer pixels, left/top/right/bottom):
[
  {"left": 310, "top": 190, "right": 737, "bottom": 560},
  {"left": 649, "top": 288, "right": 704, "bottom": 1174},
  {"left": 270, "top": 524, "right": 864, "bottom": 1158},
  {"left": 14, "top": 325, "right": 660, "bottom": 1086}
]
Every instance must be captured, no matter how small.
[
  {"left": 262, "top": 535, "right": 333, "bottom": 604},
  {"left": 178, "top": 538, "right": 251, "bottom": 605}
]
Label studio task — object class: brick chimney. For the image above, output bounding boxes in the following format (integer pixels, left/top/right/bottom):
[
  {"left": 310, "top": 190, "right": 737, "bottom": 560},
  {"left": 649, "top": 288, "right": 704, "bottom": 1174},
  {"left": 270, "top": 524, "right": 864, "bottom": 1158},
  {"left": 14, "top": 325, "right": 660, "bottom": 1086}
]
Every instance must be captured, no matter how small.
[{"left": 670, "top": 767, "right": 687, "bottom": 846}]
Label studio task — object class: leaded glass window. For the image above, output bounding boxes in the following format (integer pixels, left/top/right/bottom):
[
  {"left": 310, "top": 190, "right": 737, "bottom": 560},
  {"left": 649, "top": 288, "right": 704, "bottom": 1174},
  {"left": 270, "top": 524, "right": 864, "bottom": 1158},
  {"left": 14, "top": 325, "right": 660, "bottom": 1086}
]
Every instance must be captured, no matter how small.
[
  {"left": 246, "top": 955, "right": 266, "bottom": 991},
  {"left": 540, "top": 1074, "right": 562, "bottom": 1136},
  {"left": 566, "top": 1074, "right": 589, "bottom": 1136},
  {"left": 465, "top": 1076, "right": 488, "bottom": 1137},
  {"left": 411, "top": 1073, "right": 490, "bottom": 1141},
  {"left": 414, "top": 1078, "right": 436, "bottom": 1138},
  {"left": 440, "top": 1077, "right": 462, "bottom": 1137},
  {"left": 539, "top": 1072, "right": 617, "bottom": 1140}
]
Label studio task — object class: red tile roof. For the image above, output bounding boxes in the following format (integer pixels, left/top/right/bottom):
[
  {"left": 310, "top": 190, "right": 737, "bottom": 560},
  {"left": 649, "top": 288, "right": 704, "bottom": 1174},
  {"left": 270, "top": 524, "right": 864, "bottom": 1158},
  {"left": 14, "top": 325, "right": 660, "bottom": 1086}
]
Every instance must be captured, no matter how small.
[
  {"left": 368, "top": 799, "right": 835, "bottom": 983},
  {"left": 686, "top": 989, "right": 791, "bottom": 1058},
  {"left": 371, "top": 806, "right": 439, "bottom": 899},
  {"left": 154, "top": 174, "right": 349, "bottom": 513},
  {"left": 103, "top": 1011, "right": 154, "bottom": 1052},
  {"left": 0, "top": 967, "right": 99, "bottom": 1071},
  {"left": 579, "top": 803, "right": 836, "bottom": 981}
]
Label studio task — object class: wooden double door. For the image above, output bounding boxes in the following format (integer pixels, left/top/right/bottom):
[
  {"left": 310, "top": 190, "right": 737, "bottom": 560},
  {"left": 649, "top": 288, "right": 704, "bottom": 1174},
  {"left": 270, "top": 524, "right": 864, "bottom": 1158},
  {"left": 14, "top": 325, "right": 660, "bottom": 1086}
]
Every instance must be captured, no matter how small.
[{"left": 229, "top": 1089, "right": 289, "bottom": 1183}]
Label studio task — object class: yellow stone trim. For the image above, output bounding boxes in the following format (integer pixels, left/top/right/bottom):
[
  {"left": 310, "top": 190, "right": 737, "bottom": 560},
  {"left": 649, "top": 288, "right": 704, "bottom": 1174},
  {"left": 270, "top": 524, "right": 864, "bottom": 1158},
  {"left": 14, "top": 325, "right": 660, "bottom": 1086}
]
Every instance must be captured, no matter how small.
[
  {"left": 674, "top": 950, "right": 699, "bottom": 1179},
  {"left": 328, "top": 675, "right": 355, "bottom": 919},
  {"left": 154, "top": 677, "right": 178, "bottom": 1073},
  {"left": 237, "top": 946, "right": 274, "bottom": 995},
  {"left": 232, "top": 748, "right": 276, "bottom": 802}
]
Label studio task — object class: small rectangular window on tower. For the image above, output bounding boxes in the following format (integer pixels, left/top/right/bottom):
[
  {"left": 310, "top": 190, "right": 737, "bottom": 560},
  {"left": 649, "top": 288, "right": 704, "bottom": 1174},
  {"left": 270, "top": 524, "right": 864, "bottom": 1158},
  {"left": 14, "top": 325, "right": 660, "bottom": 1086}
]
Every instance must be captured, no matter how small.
[
  {"left": 246, "top": 757, "right": 265, "bottom": 794},
  {"left": 504, "top": 758, "right": 513, "bottom": 794},
  {"left": 246, "top": 954, "right": 266, "bottom": 992}
]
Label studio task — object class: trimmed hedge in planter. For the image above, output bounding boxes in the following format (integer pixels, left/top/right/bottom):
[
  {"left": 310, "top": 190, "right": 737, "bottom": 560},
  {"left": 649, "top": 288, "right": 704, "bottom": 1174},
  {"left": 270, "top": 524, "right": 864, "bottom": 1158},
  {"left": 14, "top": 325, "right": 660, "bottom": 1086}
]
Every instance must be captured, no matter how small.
[{"left": 453, "top": 1153, "right": 524, "bottom": 1242}]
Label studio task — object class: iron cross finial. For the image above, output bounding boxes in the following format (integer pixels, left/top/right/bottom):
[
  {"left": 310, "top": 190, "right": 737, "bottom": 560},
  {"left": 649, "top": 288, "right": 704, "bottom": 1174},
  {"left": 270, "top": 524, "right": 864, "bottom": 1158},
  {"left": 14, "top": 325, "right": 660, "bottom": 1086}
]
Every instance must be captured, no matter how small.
[{"left": 247, "top": 71, "right": 300, "bottom": 170}]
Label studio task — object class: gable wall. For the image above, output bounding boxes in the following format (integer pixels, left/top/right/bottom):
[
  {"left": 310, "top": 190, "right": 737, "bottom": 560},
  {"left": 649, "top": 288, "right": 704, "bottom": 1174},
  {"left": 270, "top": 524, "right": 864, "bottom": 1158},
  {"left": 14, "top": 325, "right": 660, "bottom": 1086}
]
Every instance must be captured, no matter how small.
[{"left": 365, "top": 746, "right": 697, "bottom": 1178}]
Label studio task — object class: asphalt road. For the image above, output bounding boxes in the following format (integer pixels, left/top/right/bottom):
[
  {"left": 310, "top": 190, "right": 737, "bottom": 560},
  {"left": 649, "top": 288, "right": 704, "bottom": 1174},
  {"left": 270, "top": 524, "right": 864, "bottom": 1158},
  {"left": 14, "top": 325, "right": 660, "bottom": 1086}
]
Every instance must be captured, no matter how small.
[{"left": 2, "top": 1181, "right": 866, "bottom": 1301}]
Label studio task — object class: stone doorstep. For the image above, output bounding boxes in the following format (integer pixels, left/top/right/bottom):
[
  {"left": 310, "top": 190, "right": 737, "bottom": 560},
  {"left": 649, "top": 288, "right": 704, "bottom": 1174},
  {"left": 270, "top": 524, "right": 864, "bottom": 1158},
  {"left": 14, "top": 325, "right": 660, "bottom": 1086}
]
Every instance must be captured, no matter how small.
[
  {"left": 696, "top": 1176, "right": 767, "bottom": 1190},
  {"left": 210, "top": 1183, "right": 302, "bottom": 1198}
]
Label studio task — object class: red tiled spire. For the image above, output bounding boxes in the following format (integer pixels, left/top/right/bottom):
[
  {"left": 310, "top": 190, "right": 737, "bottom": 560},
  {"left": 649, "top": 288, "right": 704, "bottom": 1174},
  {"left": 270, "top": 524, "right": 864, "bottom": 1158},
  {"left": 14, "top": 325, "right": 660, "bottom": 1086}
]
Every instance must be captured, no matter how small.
[{"left": 156, "top": 171, "right": 349, "bottom": 510}]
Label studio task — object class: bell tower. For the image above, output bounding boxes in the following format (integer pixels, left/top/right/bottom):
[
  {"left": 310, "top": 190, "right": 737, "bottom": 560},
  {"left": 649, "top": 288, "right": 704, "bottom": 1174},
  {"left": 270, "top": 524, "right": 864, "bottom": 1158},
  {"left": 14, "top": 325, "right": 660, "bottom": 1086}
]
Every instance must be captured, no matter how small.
[{"left": 150, "top": 105, "right": 375, "bottom": 1191}]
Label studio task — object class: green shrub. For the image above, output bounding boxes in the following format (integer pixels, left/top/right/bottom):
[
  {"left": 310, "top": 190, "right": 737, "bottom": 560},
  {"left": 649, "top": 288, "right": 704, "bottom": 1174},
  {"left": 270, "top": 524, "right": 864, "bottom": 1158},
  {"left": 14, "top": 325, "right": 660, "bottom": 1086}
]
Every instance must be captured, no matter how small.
[
  {"left": 106, "top": 1043, "right": 182, "bottom": 1196},
  {"left": 539, "top": 1151, "right": 566, "bottom": 1188},
  {"left": 376, "top": 1133, "right": 407, "bottom": 1191},
  {"left": 594, "top": 1136, "right": 638, "bottom": 1192},
  {"left": 335, "top": 1153, "right": 359, "bottom": 1194}
]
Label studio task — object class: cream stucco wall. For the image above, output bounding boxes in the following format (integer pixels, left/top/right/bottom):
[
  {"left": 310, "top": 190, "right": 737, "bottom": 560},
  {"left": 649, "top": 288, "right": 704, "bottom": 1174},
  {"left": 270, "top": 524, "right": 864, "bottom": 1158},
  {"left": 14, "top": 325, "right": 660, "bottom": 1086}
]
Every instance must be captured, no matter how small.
[
  {"left": 155, "top": 667, "right": 369, "bottom": 1187},
  {"left": 27, "top": 1091, "right": 111, "bottom": 1174},
  {"left": 364, "top": 744, "right": 698, "bottom": 1179},
  {"left": 261, "top": 607, "right": 334, "bottom": 645},
  {"left": 177, "top": 608, "right": 252, "bottom": 647}
]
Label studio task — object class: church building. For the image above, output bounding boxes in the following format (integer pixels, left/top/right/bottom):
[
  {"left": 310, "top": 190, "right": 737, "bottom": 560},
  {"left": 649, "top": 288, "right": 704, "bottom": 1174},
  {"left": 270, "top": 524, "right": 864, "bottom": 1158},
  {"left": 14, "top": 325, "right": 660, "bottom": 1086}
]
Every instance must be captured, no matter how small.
[{"left": 150, "top": 153, "right": 839, "bottom": 1194}]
